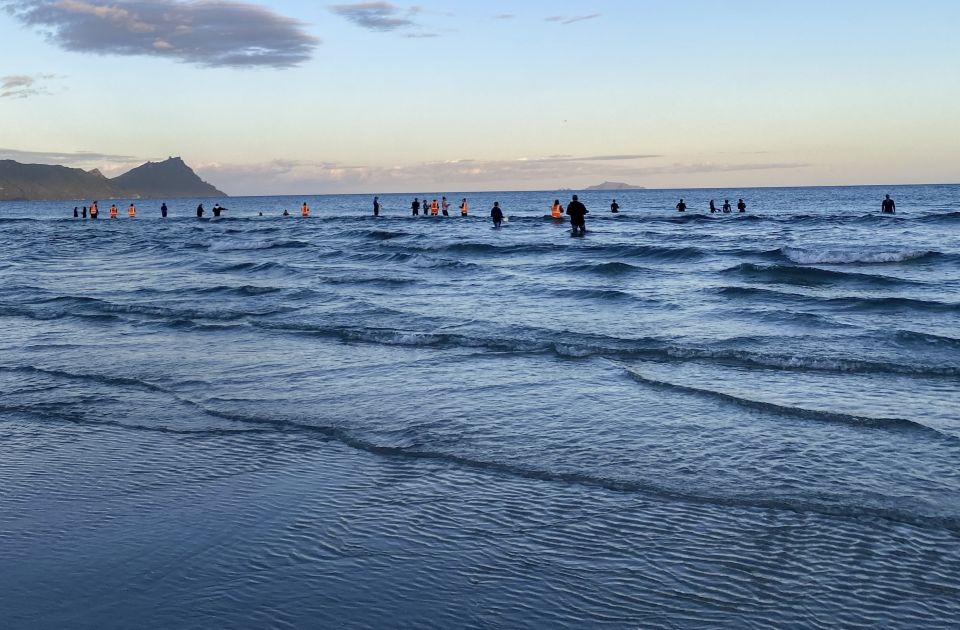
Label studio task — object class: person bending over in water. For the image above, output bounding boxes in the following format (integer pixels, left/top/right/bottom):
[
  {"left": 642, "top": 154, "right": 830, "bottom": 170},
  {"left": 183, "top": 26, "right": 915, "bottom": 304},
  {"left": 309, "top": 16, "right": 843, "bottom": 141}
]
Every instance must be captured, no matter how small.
[
  {"left": 411, "top": 198, "right": 421, "bottom": 216},
  {"left": 196, "top": 203, "right": 204, "bottom": 218},
  {"left": 551, "top": 199, "right": 563, "bottom": 221},
  {"left": 567, "top": 194, "right": 588, "bottom": 235},
  {"left": 460, "top": 198, "right": 469, "bottom": 217},
  {"left": 491, "top": 202, "right": 504, "bottom": 228},
  {"left": 737, "top": 199, "right": 746, "bottom": 213},
  {"left": 676, "top": 198, "right": 686, "bottom": 213},
  {"left": 610, "top": 199, "right": 620, "bottom": 213},
  {"left": 881, "top": 194, "right": 896, "bottom": 214}
]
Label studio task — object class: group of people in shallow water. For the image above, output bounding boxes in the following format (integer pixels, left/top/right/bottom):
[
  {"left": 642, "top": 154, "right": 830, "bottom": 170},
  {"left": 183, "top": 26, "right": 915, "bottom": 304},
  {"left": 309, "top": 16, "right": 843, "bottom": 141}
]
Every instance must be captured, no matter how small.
[{"left": 70, "top": 193, "right": 899, "bottom": 225}]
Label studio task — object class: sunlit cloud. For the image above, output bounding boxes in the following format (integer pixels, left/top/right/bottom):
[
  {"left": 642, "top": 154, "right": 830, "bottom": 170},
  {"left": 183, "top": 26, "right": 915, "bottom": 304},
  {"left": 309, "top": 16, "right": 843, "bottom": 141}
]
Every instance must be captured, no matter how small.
[{"left": 3, "top": 0, "right": 319, "bottom": 68}]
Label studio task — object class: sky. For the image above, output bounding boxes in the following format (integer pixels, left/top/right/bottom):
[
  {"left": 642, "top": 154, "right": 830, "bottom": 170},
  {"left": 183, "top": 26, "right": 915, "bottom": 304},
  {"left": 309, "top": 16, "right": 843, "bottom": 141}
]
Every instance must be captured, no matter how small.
[{"left": 1, "top": 0, "right": 959, "bottom": 195}]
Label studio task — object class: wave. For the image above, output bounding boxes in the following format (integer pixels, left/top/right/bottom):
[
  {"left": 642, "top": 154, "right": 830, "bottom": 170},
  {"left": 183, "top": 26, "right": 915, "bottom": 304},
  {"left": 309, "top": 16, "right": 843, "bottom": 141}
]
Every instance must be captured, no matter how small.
[
  {"left": 780, "top": 246, "right": 938, "bottom": 265},
  {"left": 5, "top": 363, "right": 957, "bottom": 533},
  {"left": 550, "top": 288, "right": 635, "bottom": 301},
  {"left": 716, "top": 286, "right": 960, "bottom": 312},
  {"left": 207, "top": 238, "right": 310, "bottom": 252},
  {"left": 895, "top": 329, "right": 960, "bottom": 347},
  {"left": 564, "top": 261, "right": 650, "bottom": 275},
  {"left": 723, "top": 263, "right": 919, "bottom": 287}
]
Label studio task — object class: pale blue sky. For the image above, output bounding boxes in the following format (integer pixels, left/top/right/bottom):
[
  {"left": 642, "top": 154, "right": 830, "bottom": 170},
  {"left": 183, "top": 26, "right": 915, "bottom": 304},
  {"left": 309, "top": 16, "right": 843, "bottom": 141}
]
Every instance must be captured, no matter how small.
[{"left": 1, "top": 0, "right": 958, "bottom": 194}]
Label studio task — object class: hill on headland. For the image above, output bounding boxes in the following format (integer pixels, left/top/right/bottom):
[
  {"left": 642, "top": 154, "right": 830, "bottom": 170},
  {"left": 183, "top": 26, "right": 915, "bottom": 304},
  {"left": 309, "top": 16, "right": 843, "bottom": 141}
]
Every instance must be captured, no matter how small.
[
  {"left": 584, "top": 181, "right": 646, "bottom": 190},
  {"left": 0, "top": 157, "right": 226, "bottom": 201}
]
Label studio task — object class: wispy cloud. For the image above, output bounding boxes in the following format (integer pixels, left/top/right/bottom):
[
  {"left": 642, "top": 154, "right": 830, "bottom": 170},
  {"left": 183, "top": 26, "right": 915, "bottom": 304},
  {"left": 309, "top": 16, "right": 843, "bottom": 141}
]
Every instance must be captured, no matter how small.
[
  {"left": 330, "top": 2, "right": 419, "bottom": 32},
  {"left": 3, "top": 0, "right": 319, "bottom": 68},
  {"left": 545, "top": 13, "right": 601, "bottom": 25},
  {"left": 0, "top": 73, "right": 54, "bottom": 98},
  {"left": 493, "top": 13, "right": 513, "bottom": 20},
  {"left": 0, "top": 147, "right": 165, "bottom": 176}
]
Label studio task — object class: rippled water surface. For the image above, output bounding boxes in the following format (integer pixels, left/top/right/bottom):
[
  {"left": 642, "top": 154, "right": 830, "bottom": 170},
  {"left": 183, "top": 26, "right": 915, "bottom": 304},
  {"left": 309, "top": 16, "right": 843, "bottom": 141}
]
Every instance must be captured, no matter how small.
[{"left": 2, "top": 185, "right": 959, "bottom": 628}]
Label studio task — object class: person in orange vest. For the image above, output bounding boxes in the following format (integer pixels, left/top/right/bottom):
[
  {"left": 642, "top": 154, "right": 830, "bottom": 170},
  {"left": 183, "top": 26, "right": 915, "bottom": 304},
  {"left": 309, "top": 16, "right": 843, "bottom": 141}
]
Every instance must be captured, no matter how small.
[
  {"left": 301, "top": 202, "right": 309, "bottom": 217},
  {"left": 89, "top": 201, "right": 99, "bottom": 219},
  {"left": 128, "top": 203, "right": 136, "bottom": 217},
  {"left": 459, "top": 198, "right": 468, "bottom": 217},
  {"left": 430, "top": 199, "right": 439, "bottom": 216},
  {"left": 109, "top": 204, "right": 118, "bottom": 219},
  {"left": 551, "top": 199, "right": 563, "bottom": 221}
]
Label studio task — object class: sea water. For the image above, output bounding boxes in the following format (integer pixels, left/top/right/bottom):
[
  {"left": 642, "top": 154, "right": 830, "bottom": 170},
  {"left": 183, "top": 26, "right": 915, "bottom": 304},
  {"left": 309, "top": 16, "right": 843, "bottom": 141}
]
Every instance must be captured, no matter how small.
[{"left": 1, "top": 185, "right": 959, "bottom": 628}]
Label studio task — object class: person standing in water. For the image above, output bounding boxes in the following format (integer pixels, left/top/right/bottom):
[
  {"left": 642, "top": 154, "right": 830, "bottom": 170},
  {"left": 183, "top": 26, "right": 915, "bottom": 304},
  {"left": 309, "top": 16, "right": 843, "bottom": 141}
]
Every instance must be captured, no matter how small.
[
  {"left": 373, "top": 196, "right": 381, "bottom": 216},
  {"left": 551, "top": 199, "right": 563, "bottom": 221},
  {"left": 460, "top": 198, "right": 468, "bottom": 217},
  {"left": 128, "top": 203, "right": 136, "bottom": 218},
  {"left": 430, "top": 199, "right": 439, "bottom": 216},
  {"left": 411, "top": 198, "right": 421, "bottom": 216},
  {"left": 301, "top": 202, "right": 309, "bottom": 217},
  {"left": 491, "top": 202, "right": 504, "bottom": 228},
  {"left": 676, "top": 198, "right": 687, "bottom": 213},
  {"left": 441, "top": 197, "right": 450, "bottom": 216},
  {"left": 567, "top": 194, "right": 588, "bottom": 235},
  {"left": 81, "top": 206, "right": 87, "bottom": 219},
  {"left": 722, "top": 199, "right": 732, "bottom": 213},
  {"left": 196, "top": 203, "right": 204, "bottom": 218},
  {"left": 610, "top": 199, "right": 620, "bottom": 213},
  {"left": 212, "top": 203, "right": 224, "bottom": 217},
  {"left": 881, "top": 194, "right": 896, "bottom": 214},
  {"left": 90, "top": 201, "right": 99, "bottom": 219},
  {"left": 161, "top": 202, "right": 168, "bottom": 218},
  {"left": 109, "top": 204, "right": 118, "bottom": 219},
  {"left": 737, "top": 199, "right": 747, "bottom": 213},
  {"left": 709, "top": 200, "right": 717, "bottom": 213},
  {"left": 73, "top": 206, "right": 78, "bottom": 218}
]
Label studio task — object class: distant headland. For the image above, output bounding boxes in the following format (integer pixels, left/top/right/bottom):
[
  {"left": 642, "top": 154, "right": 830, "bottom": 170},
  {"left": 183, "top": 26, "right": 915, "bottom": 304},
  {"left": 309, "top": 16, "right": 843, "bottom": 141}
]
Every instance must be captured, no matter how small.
[
  {"left": 0, "top": 157, "right": 226, "bottom": 201},
  {"left": 584, "top": 181, "right": 646, "bottom": 191}
]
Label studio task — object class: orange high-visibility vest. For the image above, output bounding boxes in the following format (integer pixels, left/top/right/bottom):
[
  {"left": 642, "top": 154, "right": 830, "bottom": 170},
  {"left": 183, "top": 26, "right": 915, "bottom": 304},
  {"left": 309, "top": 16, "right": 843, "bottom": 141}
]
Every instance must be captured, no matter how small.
[
  {"left": 460, "top": 200, "right": 468, "bottom": 216},
  {"left": 302, "top": 203, "right": 309, "bottom": 217},
  {"left": 551, "top": 203, "right": 562, "bottom": 219},
  {"left": 128, "top": 205, "right": 136, "bottom": 217},
  {"left": 109, "top": 205, "right": 117, "bottom": 218},
  {"left": 431, "top": 200, "right": 439, "bottom": 215}
]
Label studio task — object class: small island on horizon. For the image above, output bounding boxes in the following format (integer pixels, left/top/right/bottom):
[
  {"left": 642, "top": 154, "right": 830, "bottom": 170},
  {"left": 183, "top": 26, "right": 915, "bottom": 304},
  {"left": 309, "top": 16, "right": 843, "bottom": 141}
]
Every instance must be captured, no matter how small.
[{"left": 584, "top": 181, "right": 646, "bottom": 191}]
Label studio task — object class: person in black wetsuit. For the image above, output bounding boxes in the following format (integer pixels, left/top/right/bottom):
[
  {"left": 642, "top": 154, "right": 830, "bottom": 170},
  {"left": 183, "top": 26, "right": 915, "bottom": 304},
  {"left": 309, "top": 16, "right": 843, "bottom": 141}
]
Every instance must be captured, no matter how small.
[
  {"left": 676, "top": 199, "right": 686, "bottom": 213},
  {"left": 161, "top": 202, "right": 168, "bottom": 218},
  {"left": 491, "top": 201, "right": 504, "bottom": 228},
  {"left": 81, "top": 206, "right": 87, "bottom": 218},
  {"left": 709, "top": 200, "right": 717, "bottom": 213},
  {"left": 737, "top": 199, "right": 746, "bottom": 213},
  {"left": 722, "top": 199, "right": 732, "bottom": 213},
  {"left": 611, "top": 199, "right": 620, "bottom": 213},
  {"left": 212, "top": 203, "right": 224, "bottom": 217},
  {"left": 373, "top": 196, "right": 380, "bottom": 216},
  {"left": 567, "top": 194, "right": 588, "bottom": 235},
  {"left": 73, "top": 206, "right": 78, "bottom": 218},
  {"left": 881, "top": 194, "right": 896, "bottom": 214},
  {"left": 196, "top": 203, "right": 204, "bottom": 218},
  {"left": 411, "top": 198, "right": 420, "bottom": 216}
]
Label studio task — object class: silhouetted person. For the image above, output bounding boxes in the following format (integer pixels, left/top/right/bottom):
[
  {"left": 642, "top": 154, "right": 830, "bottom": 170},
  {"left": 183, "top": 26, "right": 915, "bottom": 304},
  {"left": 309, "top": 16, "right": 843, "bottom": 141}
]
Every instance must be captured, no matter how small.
[
  {"left": 709, "top": 200, "right": 717, "bottom": 213},
  {"left": 73, "top": 206, "right": 78, "bottom": 218},
  {"left": 82, "top": 206, "right": 87, "bottom": 218},
  {"left": 737, "top": 199, "right": 746, "bottom": 213},
  {"left": 722, "top": 199, "right": 732, "bottom": 213},
  {"left": 212, "top": 203, "right": 224, "bottom": 217},
  {"left": 611, "top": 199, "right": 620, "bottom": 213},
  {"left": 491, "top": 201, "right": 504, "bottom": 228},
  {"left": 373, "top": 196, "right": 380, "bottom": 216},
  {"left": 161, "top": 202, "right": 168, "bottom": 218},
  {"left": 676, "top": 199, "right": 686, "bottom": 213},
  {"left": 283, "top": 209, "right": 290, "bottom": 216},
  {"left": 460, "top": 198, "right": 469, "bottom": 216},
  {"left": 567, "top": 194, "right": 588, "bottom": 234},
  {"left": 442, "top": 196, "right": 450, "bottom": 216},
  {"left": 411, "top": 198, "right": 420, "bottom": 216},
  {"left": 882, "top": 194, "right": 896, "bottom": 214},
  {"left": 196, "top": 203, "right": 204, "bottom": 218}
]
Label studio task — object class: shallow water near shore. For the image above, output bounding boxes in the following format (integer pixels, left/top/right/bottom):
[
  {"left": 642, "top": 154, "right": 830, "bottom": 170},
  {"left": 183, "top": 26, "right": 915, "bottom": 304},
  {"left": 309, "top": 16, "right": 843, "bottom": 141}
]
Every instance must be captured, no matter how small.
[{"left": 2, "top": 184, "right": 959, "bottom": 628}]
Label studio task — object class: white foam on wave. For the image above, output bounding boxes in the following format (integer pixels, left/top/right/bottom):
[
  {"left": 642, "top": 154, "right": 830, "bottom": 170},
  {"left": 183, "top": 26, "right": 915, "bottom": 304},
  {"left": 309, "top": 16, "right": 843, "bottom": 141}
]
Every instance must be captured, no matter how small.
[
  {"left": 208, "top": 239, "right": 302, "bottom": 252},
  {"left": 781, "top": 246, "right": 931, "bottom": 265}
]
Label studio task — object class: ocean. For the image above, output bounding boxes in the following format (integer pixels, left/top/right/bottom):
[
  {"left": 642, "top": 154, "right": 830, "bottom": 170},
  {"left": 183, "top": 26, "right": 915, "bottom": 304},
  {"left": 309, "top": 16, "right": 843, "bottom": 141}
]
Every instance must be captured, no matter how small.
[{"left": 1, "top": 184, "right": 959, "bottom": 628}]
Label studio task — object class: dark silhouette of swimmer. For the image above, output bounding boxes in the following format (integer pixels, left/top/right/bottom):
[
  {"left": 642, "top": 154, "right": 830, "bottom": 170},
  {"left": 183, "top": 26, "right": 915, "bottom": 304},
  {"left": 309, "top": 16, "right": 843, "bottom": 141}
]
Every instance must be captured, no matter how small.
[
  {"left": 283, "top": 209, "right": 290, "bottom": 216},
  {"left": 676, "top": 199, "right": 686, "bottom": 213},
  {"left": 882, "top": 194, "right": 896, "bottom": 214},
  {"left": 611, "top": 199, "right": 620, "bottom": 213},
  {"left": 737, "top": 199, "right": 746, "bottom": 213},
  {"left": 373, "top": 196, "right": 380, "bottom": 216},
  {"left": 491, "top": 201, "right": 504, "bottom": 228},
  {"left": 212, "top": 203, "right": 225, "bottom": 217},
  {"left": 161, "top": 202, "right": 168, "bottom": 218},
  {"left": 196, "top": 203, "right": 204, "bottom": 218},
  {"left": 567, "top": 194, "right": 588, "bottom": 234},
  {"left": 73, "top": 206, "right": 78, "bottom": 218},
  {"left": 722, "top": 199, "right": 732, "bottom": 213},
  {"left": 82, "top": 206, "right": 87, "bottom": 218},
  {"left": 412, "top": 198, "right": 420, "bottom": 216},
  {"left": 709, "top": 200, "right": 717, "bottom": 213}
]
